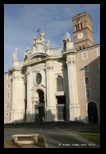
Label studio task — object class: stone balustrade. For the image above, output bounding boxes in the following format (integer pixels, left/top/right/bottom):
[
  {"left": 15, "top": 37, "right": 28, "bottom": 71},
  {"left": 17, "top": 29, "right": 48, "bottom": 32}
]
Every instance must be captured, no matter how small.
[{"left": 46, "top": 47, "right": 63, "bottom": 56}]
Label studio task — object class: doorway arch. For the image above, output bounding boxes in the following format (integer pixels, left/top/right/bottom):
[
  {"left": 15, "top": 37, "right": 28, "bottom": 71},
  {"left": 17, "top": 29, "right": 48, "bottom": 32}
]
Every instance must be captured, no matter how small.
[
  {"left": 37, "top": 89, "right": 44, "bottom": 104},
  {"left": 88, "top": 102, "right": 98, "bottom": 123},
  {"left": 35, "top": 89, "right": 45, "bottom": 121}
]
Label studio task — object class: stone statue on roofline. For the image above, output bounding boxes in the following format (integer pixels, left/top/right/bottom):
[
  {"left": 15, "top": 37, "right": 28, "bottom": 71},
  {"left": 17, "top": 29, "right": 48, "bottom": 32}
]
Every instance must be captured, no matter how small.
[
  {"left": 33, "top": 32, "right": 45, "bottom": 45},
  {"left": 62, "top": 32, "right": 74, "bottom": 51},
  {"left": 24, "top": 47, "right": 31, "bottom": 61},
  {"left": 63, "top": 32, "right": 71, "bottom": 42},
  {"left": 32, "top": 32, "right": 45, "bottom": 53},
  {"left": 46, "top": 40, "right": 50, "bottom": 49},
  {"left": 26, "top": 47, "right": 31, "bottom": 54},
  {"left": 12, "top": 48, "right": 18, "bottom": 61}
]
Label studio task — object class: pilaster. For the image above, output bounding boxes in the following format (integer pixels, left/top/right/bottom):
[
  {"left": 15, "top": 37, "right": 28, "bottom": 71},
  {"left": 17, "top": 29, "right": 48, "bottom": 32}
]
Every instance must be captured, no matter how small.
[
  {"left": 66, "top": 53, "right": 80, "bottom": 121},
  {"left": 45, "top": 61, "right": 54, "bottom": 121},
  {"left": 26, "top": 66, "right": 33, "bottom": 122},
  {"left": 11, "top": 70, "right": 25, "bottom": 122}
]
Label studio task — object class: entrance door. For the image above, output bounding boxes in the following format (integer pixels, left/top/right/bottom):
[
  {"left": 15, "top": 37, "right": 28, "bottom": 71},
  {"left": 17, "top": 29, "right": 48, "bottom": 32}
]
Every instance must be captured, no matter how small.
[
  {"left": 35, "top": 106, "right": 39, "bottom": 121},
  {"left": 35, "top": 90, "right": 45, "bottom": 122},
  {"left": 56, "top": 96, "right": 66, "bottom": 121},
  {"left": 88, "top": 102, "right": 98, "bottom": 123},
  {"left": 57, "top": 104, "right": 65, "bottom": 120}
]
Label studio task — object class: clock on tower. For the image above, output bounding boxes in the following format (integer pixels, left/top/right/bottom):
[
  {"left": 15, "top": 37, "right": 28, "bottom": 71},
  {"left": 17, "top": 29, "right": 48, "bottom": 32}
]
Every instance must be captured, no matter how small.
[
  {"left": 72, "top": 12, "right": 94, "bottom": 50},
  {"left": 77, "top": 32, "right": 84, "bottom": 39}
]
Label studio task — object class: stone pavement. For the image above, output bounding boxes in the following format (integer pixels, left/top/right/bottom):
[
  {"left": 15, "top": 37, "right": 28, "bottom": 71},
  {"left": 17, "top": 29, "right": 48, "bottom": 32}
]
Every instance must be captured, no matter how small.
[{"left": 4, "top": 122, "right": 100, "bottom": 148}]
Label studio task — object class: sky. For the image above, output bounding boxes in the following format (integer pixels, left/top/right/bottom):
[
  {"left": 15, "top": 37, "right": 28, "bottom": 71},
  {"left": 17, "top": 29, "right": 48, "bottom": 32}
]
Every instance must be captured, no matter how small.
[{"left": 4, "top": 4, "right": 100, "bottom": 72}]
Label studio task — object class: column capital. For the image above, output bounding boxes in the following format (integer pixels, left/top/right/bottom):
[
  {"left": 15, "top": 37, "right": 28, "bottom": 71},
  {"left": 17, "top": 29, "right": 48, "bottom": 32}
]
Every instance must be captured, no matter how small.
[
  {"left": 45, "top": 61, "right": 53, "bottom": 70},
  {"left": 66, "top": 59, "right": 75, "bottom": 65},
  {"left": 66, "top": 54, "right": 75, "bottom": 65},
  {"left": 45, "top": 66, "right": 53, "bottom": 70}
]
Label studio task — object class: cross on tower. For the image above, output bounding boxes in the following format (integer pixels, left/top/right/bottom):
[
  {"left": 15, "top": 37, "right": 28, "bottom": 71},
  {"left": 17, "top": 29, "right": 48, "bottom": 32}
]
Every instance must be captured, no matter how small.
[{"left": 36, "top": 28, "right": 41, "bottom": 36}]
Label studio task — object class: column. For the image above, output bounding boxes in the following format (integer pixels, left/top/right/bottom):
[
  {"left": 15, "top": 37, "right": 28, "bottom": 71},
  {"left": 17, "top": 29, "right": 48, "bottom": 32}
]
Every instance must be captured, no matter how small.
[
  {"left": 11, "top": 71, "right": 25, "bottom": 122},
  {"left": 26, "top": 66, "right": 32, "bottom": 122},
  {"left": 66, "top": 54, "right": 80, "bottom": 121},
  {"left": 45, "top": 61, "right": 54, "bottom": 121},
  {"left": 11, "top": 75, "right": 17, "bottom": 122}
]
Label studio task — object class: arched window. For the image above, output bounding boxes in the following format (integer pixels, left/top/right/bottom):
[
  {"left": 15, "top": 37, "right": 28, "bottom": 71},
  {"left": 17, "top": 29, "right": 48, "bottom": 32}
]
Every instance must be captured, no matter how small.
[
  {"left": 57, "top": 76, "right": 64, "bottom": 91},
  {"left": 81, "top": 22, "right": 82, "bottom": 29},
  {"left": 79, "top": 46, "right": 81, "bottom": 50},
  {"left": 75, "top": 25, "right": 77, "bottom": 31},
  {"left": 88, "top": 102, "right": 98, "bottom": 123},
  {"left": 36, "top": 73, "right": 42, "bottom": 84}
]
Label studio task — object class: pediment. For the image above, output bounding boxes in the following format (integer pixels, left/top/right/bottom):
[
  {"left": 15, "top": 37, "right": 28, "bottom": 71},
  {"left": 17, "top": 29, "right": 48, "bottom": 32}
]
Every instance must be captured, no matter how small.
[{"left": 24, "top": 52, "right": 49, "bottom": 65}]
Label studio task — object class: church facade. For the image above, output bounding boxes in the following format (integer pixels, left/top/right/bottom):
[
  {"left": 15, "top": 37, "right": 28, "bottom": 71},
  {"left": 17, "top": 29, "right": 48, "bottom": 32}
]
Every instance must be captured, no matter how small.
[{"left": 6, "top": 12, "right": 100, "bottom": 123}]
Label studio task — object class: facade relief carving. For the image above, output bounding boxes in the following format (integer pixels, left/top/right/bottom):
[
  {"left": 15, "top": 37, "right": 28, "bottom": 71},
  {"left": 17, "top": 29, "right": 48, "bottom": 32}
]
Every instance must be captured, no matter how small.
[
  {"left": 27, "top": 72, "right": 30, "bottom": 75},
  {"left": 46, "top": 61, "right": 53, "bottom": 70},
  {"left": 27, "top": 67, "right": 32, "bottom": 75},
  {"left": 41, "top": 84, "right": 46, "bottom": 88},
  {"left": 31, "top": 96, "right": 39, "bottom": 104},
  {"left": 46, "top": 66, "right": 53, "bottom": 70},
  {"left": 66, "top": 55, "right": 75, "bottom": 64}
]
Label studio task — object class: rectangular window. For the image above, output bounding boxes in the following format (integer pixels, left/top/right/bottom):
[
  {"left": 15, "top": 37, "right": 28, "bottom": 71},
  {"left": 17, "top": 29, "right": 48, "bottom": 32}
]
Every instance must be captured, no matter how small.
[
  {"left": 79, "top": 46, "right": 81, "bottom": 50},
  {"left": 81, "top": 23, "right": 82, "bottom": 29},
  {"left": 76, "top": 25, "right": 78, "bottom": 31},
  {"left": 85, "top": 77, "right": 90, "bottom": 85},
  {"left": 83, "top": 65, "right": 89, "bottom": 72},
  {"left": 7, "top": 84, "right": 10, "bottom": 89},
  {"left": 82, "top": 51, "right": 88, "bottom": 59},
  {"left": 6, "top": 93, "right": 10, "bottom": 98},
  {"left": 83, "top": 45, "right": 85, "bottom": 49},
  {"left": 6, "top": 103, "right": 9, "bottom": 109},
  {"left": 86, "top": 89, "right": 91, "bottom": 99},
  {"left": 57, "top": 76, "right": 64, "bottom": 91},
  {"left": 6, "top": 113, "right": 9, "bottom": 116},
  {"left": 75, "top": 25, "right": 77, "bottom": 31}
]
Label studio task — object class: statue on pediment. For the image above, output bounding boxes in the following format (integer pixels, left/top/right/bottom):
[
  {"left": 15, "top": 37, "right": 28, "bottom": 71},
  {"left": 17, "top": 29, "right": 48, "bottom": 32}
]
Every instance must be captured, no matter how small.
[
  {"left": 32, "top": 32, "right": 45, "bottom": 53},
  {"left": 24, "top": 47, "right": 31, "bottom": 61},
  {"left": 26, "top": 47, "right": 31, "bottom": 54},
  {"left": 33, "top": 32, "right": 45, "bottom": 45}
]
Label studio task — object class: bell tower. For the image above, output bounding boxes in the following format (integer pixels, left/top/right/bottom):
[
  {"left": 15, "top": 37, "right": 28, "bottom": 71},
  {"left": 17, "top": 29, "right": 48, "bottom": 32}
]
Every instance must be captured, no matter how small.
[{"left": 72, "top": 12, "right": 94, "bottom": 50}]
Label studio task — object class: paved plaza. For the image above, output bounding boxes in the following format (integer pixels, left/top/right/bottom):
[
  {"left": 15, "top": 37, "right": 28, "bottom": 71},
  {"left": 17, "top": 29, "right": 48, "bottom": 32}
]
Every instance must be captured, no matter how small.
[{"left": 4, "top": 122, "right": 100, "bottom": 148}]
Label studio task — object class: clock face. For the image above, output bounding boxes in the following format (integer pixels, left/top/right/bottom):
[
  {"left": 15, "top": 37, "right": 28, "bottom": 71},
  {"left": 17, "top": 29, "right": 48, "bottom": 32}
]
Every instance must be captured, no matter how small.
[{"left": 77, "top": 32, "right": 84, "bottom": 39}]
